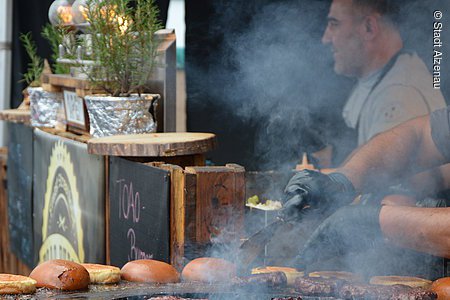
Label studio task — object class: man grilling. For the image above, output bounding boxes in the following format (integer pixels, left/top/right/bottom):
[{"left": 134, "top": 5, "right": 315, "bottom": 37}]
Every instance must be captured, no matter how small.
[
  {"left": 280, "top": 106, "right": 450, "bottom": 279},
  {"left": 314, "top": 0, "right": 445, "bottom": 167}
]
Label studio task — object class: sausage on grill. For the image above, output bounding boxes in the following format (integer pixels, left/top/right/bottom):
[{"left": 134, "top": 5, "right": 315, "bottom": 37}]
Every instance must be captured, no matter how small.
[
  {"left": 233, "top": 272, "right": 288, "bottom": 288},
  {"left": 294, "top": 277, "right": 342, "bottom": 297}
]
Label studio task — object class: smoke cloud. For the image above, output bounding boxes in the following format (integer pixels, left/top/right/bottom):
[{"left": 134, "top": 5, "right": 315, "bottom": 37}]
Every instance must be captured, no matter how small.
[{"left": 185, "top": 0, "right": 450, "bottom": 282}]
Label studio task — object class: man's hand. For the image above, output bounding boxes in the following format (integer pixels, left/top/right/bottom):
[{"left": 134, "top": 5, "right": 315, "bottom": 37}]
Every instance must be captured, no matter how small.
[
  {"left": 278, "top": 170, "right": 356, "bottom": 221},
  {"left": 298, "top": 204, "right": 383, "bottom": 267}
]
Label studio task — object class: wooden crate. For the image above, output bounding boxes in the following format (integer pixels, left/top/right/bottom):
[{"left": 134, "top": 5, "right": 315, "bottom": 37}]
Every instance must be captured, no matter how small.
[{"left": 158, "top": 163, "right": 245, "bottom": 270}]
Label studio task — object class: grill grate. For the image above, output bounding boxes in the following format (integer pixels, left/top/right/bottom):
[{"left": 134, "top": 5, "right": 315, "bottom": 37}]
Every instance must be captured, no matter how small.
[{"left": 1, "top": 282, "right": 338, "bottom": 300}]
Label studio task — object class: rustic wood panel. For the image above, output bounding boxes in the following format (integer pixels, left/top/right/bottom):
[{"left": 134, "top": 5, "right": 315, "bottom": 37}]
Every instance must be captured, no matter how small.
[
  {"left": 159, "top": 164, "right": 185, "bottom": 271},
  {"left": 105, "top": 156, "right": 111, "bottom": 265},
  {"left": 40, "top": 127, "right": 91, "bottom": 144},
  {"left": 122, "top": 154, "right": 205, "bottom": 168},
  {"left": 0, "top": 148, "right": 32, "bottom": 275},
  {"left": 185, "top": 165, "right": 245, "bottom": 245},
  {"left": 0, "top": 109, "right": 31, "bottom": 125},
  {"left": 87, "top": 133, "right": 216, "bottom": 157}
]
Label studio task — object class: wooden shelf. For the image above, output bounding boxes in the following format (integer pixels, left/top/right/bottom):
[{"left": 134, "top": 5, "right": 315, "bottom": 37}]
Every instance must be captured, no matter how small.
[
  {"left": 87, "top": 132, "right": 217, "bottom": 157},
  {"left": 0, "top": 109, "right": 31, "bottom": 125}
]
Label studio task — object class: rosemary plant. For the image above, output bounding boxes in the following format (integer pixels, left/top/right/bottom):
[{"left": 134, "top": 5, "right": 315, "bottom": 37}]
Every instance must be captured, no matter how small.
[
  {"left": 41, "top": 23, "right": 76, "bottom": 74},
  {"left": 19, "top": 32, "right": 44, "bottom": 87},
  {"left": 85, "top": 0, "right": 163, "bottom": 97}
]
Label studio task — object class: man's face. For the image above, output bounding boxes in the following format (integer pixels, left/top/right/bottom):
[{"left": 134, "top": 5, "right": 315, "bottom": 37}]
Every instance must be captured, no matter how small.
[{"left": 322, "top": 0, "right": 366, "bottom": 78}]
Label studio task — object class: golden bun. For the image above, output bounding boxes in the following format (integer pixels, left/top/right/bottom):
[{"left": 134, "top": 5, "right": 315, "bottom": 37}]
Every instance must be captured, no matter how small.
[
  {"left": 0, "top": 274, "right": 37, "bottom": 294},
  {"left": 121, "top": 259, "right": 179, "bottom": 283},
  {"left": 81, "top": 263, "right": 121, "bottom": 284},
  {"left": 309, "top": 271, "right": 363, "bottom": 282},
  {"left": 370, "top": 276, "right": 432, "bottom": 288},
  {"left": 29, "top": 259, "right": 90, "bottom": 290},
  {"left": 431, "top": 277, "right": 450, "bottom": 299},
  {"left": 182, "top": 257, "right": 236, "bottom": 283}
]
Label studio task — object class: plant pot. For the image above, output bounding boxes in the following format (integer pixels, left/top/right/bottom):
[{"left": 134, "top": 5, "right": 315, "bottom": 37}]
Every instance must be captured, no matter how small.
[
  {"left": 84, "top": 94, "right": 159, "bottom": 138},
  {"left": 28, "top": 87, "right": 63, "bottom": 128}
]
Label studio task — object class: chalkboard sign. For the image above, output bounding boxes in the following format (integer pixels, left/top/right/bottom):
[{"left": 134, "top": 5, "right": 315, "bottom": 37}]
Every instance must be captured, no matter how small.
[
  {"left": 109, "top": 157, "right": 170, "bottom": 267},
  {"left": 7, "top": 123, "right": 34, "bottom": 268},
  {"left": 33, "top": 129, "right": 105, "bottom": 264}
]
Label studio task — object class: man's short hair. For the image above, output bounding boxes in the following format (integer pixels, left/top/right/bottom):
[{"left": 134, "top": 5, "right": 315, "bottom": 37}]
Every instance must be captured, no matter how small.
[{"left": 352, "top": 0, "right": 401, "bottom": 26}]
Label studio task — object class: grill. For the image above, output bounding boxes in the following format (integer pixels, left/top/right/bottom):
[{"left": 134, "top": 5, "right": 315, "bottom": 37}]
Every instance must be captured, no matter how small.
[{"left": 3, "top": 282, "right": 337, "bottom": 300}]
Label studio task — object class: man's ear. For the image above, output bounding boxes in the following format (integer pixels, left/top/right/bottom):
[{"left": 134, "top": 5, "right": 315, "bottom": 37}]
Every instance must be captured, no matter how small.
[{"left": 361, "top": 15, "right": 379, "bottom": 40}]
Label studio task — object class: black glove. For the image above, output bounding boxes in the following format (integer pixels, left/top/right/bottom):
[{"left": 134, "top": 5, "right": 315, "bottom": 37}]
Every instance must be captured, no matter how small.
[
  {"left": 298, "top": 205, "right": 383, "bottom": 268},
  {"left": 278, "top": 170, "right": 356, "bottom": 221}
]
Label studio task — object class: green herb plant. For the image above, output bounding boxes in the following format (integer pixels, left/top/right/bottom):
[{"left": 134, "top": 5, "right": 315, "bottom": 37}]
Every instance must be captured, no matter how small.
[
  {"left": 19, "top": 32, "right": 44, "bottom": 87},
  {"left": 41, "top": 23, "right": 77, "bottom": 74},
  {"left": 85, "top": 0, "right": 163, "bottom": 97}
]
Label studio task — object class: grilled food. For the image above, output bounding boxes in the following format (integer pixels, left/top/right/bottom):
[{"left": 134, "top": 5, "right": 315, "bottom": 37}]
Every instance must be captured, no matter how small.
[
  {"left": 309, "top": 271, "right": 362, "bottom": 282},
  {"left": 295, "top": 276, "right": 437, "bottom": 299},
  {"left": 233, "top": 272, "right": 287, "bottom": 288},
  {"left": 29, "top": 259, "right": 90, "bottom": 291},
  {"left": 252, "top": 266, "right": 303, "bottom": 286},
  {"left": 181, "top": 258, "right": 236, "bottom": 283},
  {"left": 81, "top": 263, "right": 121, "bottom": 284},
  {"left": 431, "top": 277, "right": 450, "bottom": 299},
  {"left": 295, "top": 277, "right": 340, "bottom": 297},
  {"left": 370, "top": 276, "right": 432, "bottom": 288},
  {"left": 0, "top": 274, "right": 37, "bottom": 295},
  {"left": 121, "top": 259, "right": 180, "bottom": 283}
]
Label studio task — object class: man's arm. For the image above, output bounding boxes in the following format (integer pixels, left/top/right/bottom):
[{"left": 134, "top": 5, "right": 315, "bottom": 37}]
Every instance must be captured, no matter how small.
[
  {"left": 380, "top": 206, "right": 450, "bottom": 258},
  {"left": 339, "top": 114, "right": 447, "bottom": 192}
]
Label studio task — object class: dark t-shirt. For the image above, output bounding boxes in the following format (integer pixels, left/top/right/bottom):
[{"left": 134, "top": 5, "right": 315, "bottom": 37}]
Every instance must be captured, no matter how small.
[{"left": 431, "top": 106, "right": 450, "bottom": 161}]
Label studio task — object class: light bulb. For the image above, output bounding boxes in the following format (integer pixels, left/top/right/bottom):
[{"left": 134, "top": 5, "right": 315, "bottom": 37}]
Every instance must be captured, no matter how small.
[
  {"left": 48, "top": 0, "right": 75, "bottom": 26},
  {"left": 71, "top": 0, "right": 88, "bottom": 25}
]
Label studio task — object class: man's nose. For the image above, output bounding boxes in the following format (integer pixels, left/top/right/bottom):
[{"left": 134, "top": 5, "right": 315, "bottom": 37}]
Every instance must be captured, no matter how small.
[{"left": 322, "top": 27, "right": 331, "bottom": 45}]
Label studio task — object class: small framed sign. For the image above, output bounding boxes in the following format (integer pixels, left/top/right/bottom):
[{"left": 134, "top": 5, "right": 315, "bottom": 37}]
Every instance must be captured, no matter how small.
[{"left": 63, "top": 89, "right": 90, "bottom": 134}]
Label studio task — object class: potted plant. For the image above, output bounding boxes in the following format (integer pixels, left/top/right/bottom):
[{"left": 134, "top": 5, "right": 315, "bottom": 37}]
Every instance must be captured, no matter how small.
[
  {"left": 20, "top": 32, "right": 63, "bottom": 127},
  {"left": 81, "top": 0, "right": 163, "bottom": 137}
]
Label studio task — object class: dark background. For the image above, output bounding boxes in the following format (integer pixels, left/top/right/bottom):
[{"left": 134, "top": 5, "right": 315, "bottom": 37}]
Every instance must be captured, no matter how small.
[{"left": 12, "top": 0, "right": 450, "bottom": 171}]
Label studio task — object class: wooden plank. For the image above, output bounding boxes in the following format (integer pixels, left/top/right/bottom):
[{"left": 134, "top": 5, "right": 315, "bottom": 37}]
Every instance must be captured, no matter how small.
[
  {"left": 40, "top": 127, "right": 91, "bottom": 144},
  {"left": 87, "top": 132, "right": 216, "bottom": 157},
  {"left": 0, "top": 147, "right": 32, "bottom": 275},
  {"left": 159, "top": 164, "right": 185, "bottom": 271},
  {"left": 0, "top": 109, "right": 31, "bottom": 125},
  {"left": 184, "top": 170, "right": 197, "bottom": 248},
  {"left": 105, "top": 156, "right": 110, "bottom": 265},
  {"left": 185, "top": 165, "right": 245, "bottom": 245},
  {"left": 120, "top": 154, "right": 205, "bottom": 168}
]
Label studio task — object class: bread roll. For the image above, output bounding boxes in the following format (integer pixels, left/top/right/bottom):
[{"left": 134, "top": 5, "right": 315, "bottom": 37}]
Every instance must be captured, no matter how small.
[
  {"left": 181, "top": 257, "right": 236, "bottom": 283},
  {"left": 309, "top": 271, "right": 363, "bottom": 282},
  {"left": 121, "top": 259, "right": 179, "bottom": 283},
  {"left": 0, "top": 274, "right": 37, "bottom": 294},
  {"left": 29, "top": 259, "right": 90, "bottom": 290},
  {"left": 431, "top": 277, "right": 450, "bottom": 299},
  {"left": 81, "top": 263, "right": 121, "bottom": 284},
  {"left": 370, "top": 276, "right": 432, "bottom": 288}
]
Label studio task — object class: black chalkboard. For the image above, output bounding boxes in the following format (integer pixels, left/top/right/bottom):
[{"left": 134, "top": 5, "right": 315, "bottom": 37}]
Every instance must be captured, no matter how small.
[
  {"left": 33, "top": 129, "right": 105, "bottom": 265},
  {"left": 7, "top": 123, "right": 34, "bottom": 267},
  {"left": 109, "top": 157, "right": 170, "bottom": 267}
]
